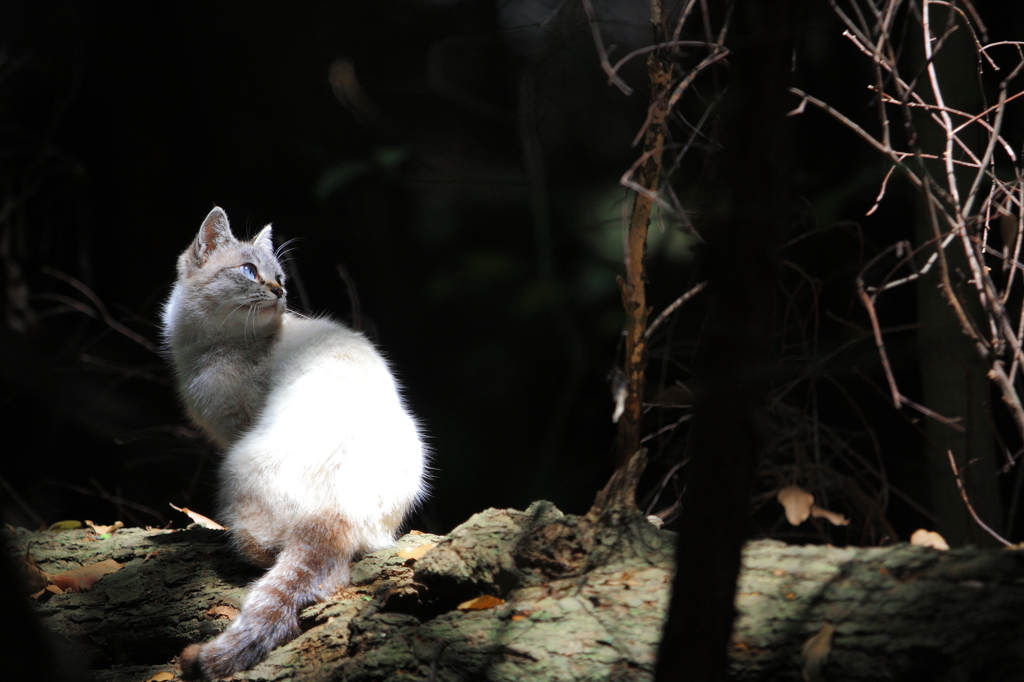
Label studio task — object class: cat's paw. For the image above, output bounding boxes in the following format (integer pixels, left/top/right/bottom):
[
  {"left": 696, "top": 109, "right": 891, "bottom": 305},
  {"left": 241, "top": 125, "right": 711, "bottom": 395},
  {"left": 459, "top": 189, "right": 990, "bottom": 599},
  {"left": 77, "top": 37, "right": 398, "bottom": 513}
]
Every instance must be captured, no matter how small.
[
  {"left": 178, "top": 638, "right": 266, "bottom": 680},
  {"left": 178, "top": 642, "right": 210, "bottom": 680}
]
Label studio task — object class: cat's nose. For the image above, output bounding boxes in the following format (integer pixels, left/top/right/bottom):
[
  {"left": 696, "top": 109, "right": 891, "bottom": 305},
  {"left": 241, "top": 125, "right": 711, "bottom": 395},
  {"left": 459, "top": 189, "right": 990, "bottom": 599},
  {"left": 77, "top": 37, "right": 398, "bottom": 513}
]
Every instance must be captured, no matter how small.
[{"left": 268, "top": 282, "right": 284, "bottom": 299}]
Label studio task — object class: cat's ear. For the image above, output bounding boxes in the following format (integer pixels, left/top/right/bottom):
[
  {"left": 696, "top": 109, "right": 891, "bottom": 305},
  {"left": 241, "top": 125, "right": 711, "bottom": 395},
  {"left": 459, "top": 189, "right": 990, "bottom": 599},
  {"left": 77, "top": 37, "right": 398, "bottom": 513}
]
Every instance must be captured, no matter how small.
[
  {"left": 189, "top": 207, "right": 235, "bottom": 267},
  {"left": 253, "top": 224, "right": 274, "bottom": 252}
]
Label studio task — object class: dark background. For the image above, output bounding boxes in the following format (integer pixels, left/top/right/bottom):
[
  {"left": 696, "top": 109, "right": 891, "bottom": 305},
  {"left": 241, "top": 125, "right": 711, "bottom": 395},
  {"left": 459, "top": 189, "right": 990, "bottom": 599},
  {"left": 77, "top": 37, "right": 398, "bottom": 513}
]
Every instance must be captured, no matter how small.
[{"left": 3, "top": 2, "right": 1023, "bottom": 542}]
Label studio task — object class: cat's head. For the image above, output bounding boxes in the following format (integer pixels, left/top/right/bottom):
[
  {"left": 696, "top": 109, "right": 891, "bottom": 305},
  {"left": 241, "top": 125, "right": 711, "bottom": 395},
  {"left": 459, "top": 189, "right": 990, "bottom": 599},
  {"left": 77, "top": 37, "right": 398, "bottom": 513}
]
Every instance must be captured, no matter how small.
[{"left": 174, "top": 207, "right": 287, "bottom": 336}]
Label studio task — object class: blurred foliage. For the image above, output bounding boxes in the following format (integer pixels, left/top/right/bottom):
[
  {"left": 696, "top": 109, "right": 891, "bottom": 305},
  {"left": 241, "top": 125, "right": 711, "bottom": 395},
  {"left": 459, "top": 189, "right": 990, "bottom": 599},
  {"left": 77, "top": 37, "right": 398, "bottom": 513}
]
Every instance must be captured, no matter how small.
[{"left": 1, "top": 1, "right": 1022, "bottom": 546}]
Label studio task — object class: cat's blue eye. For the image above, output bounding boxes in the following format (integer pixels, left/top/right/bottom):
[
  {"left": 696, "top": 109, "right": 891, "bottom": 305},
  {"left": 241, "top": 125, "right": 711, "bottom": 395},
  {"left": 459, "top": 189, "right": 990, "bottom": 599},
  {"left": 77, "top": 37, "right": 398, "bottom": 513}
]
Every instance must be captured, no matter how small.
[{"left": 240, "top": 263, "right": 260, "bottom": 282}]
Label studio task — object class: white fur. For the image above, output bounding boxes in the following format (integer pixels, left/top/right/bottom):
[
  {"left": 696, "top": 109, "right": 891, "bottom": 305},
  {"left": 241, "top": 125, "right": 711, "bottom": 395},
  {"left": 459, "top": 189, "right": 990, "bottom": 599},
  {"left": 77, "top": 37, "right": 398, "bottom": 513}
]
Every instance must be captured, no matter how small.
[
  {"left": 163, "top": 207, "right": 426, "bottom": 557},
  {"left": 221, "top": 314, "right": 426, "bottom": 552}
]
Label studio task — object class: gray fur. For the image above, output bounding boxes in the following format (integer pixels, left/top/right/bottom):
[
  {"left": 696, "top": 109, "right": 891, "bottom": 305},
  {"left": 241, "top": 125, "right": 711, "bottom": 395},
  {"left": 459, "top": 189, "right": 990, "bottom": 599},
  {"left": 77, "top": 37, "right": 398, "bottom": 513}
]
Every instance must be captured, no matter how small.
[{"left": 163, "top": 208, "right": 427, "bottom": 679}]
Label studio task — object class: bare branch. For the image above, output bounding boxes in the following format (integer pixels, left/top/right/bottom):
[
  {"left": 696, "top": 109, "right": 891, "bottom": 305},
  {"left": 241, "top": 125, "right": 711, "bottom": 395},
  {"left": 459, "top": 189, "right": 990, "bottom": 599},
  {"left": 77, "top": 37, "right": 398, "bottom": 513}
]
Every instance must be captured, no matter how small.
[
  {"left": 645, "top": 281, "right": 707, "bottom": 339},
  {"left": 947, "top": 450, "right": 1012, "bottom": 546},
  {"left": 40, "top": 266, "right": 159, "bottom": 354},
  {"left": 580, "top": 0, "right": 633, "bottom": 95}
]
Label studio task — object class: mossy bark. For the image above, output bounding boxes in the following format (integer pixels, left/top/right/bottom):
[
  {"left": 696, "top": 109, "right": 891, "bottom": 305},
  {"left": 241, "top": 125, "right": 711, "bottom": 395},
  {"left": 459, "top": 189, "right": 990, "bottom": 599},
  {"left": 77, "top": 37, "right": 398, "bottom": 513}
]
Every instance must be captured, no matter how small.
[{"left": 7, "top": 504, "right": 1024, "bottom": 682}]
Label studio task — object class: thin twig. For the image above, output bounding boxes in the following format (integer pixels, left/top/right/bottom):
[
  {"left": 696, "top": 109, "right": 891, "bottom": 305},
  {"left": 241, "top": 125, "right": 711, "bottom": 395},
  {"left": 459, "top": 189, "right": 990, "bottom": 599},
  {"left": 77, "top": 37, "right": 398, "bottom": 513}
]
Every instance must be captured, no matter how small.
[
  {"left": 963, "top": 61, "right": 1024, "bottom": 219},
  {"left": 641, "top": 414, "right": 693, "bottom": 443},
  {"left": 645, "top": 281, "right": 707, "bottom": 339},
  {"left": 631, "top": 47, "right": 728, "bottom": 148},
  {"left": 580, "top": 0, "right": 633, "bottom": 95},
  {"left": 857, "top": 287, "right": 900, "bottom": 409},
  {"left": 40, "top": 266, "right": 159, "bottom": 354},
  {"left": 608, "top": 40, "right": 720, "bottom": 81},
  {"left": 946, "top": 450, "right": 1011, "bottom": 546},
  {"left": 789, "top": 88, "right": 925, "bottom": 191}
]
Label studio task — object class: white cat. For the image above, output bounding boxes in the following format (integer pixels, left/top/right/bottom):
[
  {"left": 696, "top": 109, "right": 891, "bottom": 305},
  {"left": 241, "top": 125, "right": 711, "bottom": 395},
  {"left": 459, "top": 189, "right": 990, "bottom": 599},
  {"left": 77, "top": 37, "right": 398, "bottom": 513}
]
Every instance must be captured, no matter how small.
[{"left": 162, "top": 207, "right": 427, "bottom": 679}]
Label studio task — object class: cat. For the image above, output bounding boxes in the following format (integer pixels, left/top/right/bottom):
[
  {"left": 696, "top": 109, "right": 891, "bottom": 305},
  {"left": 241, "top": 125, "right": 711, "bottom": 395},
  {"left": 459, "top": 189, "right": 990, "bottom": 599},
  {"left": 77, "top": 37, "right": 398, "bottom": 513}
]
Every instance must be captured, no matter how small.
[{"left": 162, "top": 207, "right": 427, "bottom": 679}]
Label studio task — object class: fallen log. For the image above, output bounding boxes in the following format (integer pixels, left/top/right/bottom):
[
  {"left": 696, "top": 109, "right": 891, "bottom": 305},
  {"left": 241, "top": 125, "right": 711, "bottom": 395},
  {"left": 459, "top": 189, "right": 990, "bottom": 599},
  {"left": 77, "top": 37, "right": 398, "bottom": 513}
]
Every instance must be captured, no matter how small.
[{"left": 7, "top": 502, "right": 1024, "bottom": 681}]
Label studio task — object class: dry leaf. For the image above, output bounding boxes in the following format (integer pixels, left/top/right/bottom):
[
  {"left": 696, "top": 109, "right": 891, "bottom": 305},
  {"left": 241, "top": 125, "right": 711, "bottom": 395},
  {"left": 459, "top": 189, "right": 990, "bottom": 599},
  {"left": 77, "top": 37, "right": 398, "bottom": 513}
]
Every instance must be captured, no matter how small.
[
  {"left": 810, "top": 505, "right": 850, "bottom": 527},
  {"left": 457, "top": 595, "right": 505, "bottom": 611},
  {"left": 777, "top": 486, "right": 814, "bottom": 525},
  {"left": 31, "top": 584, "right": 63, "bottom": 601},
  {"left": 207, "top": 604, "right": 240, "bottom": 620},
  {"left": 801, "top": 622, "right": 835, "bottom": 682},
  {"left": 910, "top": 528, "right": 949, "bottom": 550},
  {"left": 49, "top": 558, "right": 123, "bottom": 592},
  {"left": 145, "top": 673, "right": 175, "bottom": 682},
  {"left": 85, "top": 520, "right": 124, "bottom": 536},
  {"left": 397, "top": 543, "right": 435, "bottom": 561},
  {"left": 170, "top": 503, "right": 227, "bottom": 530},
  {"left": 47, "top": 520, "right": 84, "bottom": 531}
]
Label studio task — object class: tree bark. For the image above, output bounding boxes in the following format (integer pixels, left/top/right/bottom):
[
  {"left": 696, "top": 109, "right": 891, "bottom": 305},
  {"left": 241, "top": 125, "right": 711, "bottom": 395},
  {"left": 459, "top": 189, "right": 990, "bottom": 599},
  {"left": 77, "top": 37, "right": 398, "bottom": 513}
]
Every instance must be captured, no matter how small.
[
  {"left": 613, "top": 0, "right": 673, "bottom": 467},
  {"left": 8, "top": 505, "right": 1024, "bottom": 682},
  {"left": 655, "top": 1, "right": 794, "bottom": 680}
]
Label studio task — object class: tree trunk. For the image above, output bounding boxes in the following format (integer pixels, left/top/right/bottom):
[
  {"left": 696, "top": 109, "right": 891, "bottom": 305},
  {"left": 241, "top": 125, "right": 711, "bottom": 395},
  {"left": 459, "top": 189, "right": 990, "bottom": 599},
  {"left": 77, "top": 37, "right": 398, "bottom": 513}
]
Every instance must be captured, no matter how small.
[
  {"left": 655, "top": 1, "right": 793, "bottom": 680},
  {"left": 8, "top": 504, "right": 1024, "bottom": 682},
  {"left": 912, "top": 3, "right": 1003, "bottom": 547}
]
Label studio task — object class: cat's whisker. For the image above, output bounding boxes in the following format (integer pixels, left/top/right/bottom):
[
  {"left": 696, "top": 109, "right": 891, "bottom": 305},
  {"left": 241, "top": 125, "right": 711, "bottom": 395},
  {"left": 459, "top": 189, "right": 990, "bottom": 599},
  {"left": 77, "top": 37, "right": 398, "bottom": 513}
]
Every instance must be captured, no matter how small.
[
  {"left": 247, "top": 302, "right": 271, "bottom": 346},
  {"left": 242, "top": 306, "right": 255, "bottom": 352},
  {"left": 210, "top": 301, "right": 252, "bottom": 343},
  {"left": 274, "top": 238, "right": 303, "bottom": 260}
]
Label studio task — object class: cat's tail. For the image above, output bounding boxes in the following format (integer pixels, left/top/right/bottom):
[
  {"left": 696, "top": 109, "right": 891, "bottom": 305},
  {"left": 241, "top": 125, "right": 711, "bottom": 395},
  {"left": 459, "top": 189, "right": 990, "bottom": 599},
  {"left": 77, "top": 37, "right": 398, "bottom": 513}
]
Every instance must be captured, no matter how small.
[{"left": 179, "top": 521, "right": 353, "bottom": 680}]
